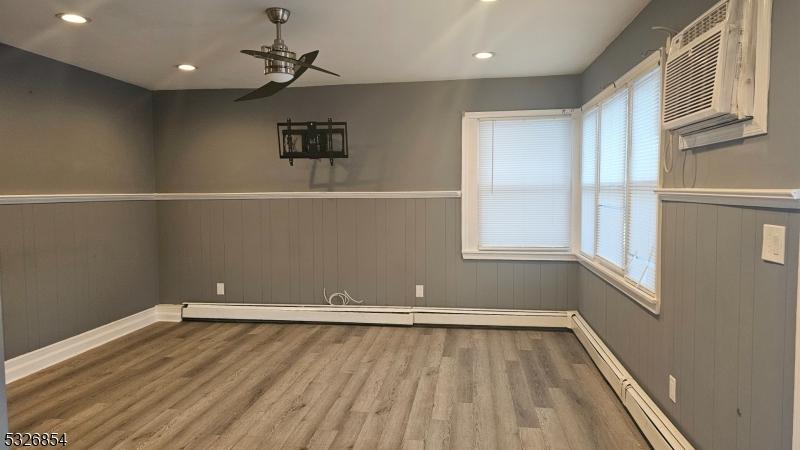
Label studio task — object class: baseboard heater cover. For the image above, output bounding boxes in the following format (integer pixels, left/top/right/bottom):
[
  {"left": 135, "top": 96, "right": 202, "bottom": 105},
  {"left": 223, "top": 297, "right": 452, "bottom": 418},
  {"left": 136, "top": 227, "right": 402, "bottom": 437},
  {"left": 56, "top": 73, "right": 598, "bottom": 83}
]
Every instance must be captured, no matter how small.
[
  {"left": 180, "top": 303, "right": 573, "bottom": 328},
  {"left": 181, "top": 303, "right": 415, "bottom": 325},
  {"left": 569, "top": 312, "right": 693, "bottom": 450},
  {"left": 623, "top": 383, "right": 692, "bottom": 450},
  {"left": 569, "top": 312, "right": 630, "bottom": 399},
  {"left": 413, "top": 308, "right": 570, "bottom": 328}
]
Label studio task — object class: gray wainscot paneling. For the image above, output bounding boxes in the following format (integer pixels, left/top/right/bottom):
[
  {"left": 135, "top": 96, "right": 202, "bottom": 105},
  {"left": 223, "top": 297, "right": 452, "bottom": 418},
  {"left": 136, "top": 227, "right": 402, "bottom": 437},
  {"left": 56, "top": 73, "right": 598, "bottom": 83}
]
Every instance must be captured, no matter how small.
[
  {"left": 0, "top": 295, "right": 7, "bottom": 436},
  {"left": 578, "top": 202, "right": 798, "bottom": 450},
  {"left": 158, "top": 198, "right": 578, "bottom": 310},
  {"left": 0, "top": 202, "right": 160, "bottom": 359}
]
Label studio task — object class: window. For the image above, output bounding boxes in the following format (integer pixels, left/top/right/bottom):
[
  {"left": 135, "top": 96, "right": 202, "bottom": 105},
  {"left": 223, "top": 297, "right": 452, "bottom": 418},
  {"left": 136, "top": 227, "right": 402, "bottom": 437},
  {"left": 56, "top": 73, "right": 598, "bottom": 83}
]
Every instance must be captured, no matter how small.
[
  {"left": 580, "top": 58, "right": 661, "bottom": 304},
  {"left": 462, "top": 110, "right": 575, "bottom": 260},
  {"left": 627, "top": 70, "right": 661, "bottom": 291},
  {"left": 579, "top": 109, "right": 598, "bottom": 257},
  {"left": 597, "top": 90, "right": 628, "bottom": 268}
]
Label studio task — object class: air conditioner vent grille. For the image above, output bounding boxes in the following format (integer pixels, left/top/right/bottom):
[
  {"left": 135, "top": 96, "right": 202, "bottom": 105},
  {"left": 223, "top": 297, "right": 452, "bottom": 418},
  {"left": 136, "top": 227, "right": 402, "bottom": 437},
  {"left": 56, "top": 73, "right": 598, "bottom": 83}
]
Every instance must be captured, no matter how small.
[
  {"left": 680, "top": 1, "right": 728, "bottom": 48},
  {"left": 664, "top": 30, "right": 722, "bottom": 123}
]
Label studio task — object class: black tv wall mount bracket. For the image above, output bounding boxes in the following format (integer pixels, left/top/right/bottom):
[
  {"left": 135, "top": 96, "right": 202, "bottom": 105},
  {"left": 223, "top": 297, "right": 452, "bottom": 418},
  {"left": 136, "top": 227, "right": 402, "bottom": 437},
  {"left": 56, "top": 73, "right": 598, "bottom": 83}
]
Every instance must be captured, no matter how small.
[{"left": 277, "top": 118, "right": 348, "bottom": 166}]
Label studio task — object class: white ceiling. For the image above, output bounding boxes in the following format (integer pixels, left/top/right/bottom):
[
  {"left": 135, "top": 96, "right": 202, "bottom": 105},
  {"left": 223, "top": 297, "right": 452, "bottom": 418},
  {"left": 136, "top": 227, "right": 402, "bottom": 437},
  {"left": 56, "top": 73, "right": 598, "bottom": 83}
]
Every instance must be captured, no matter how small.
[{"left": 0, "top": 0, "right": 649, "bottom": 90}]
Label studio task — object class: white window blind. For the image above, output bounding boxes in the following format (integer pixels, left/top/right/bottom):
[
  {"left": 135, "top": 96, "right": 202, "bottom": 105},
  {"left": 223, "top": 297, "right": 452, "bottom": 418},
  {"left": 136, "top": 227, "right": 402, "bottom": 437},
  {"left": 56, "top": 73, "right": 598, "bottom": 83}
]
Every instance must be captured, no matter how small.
[
  {"left": 579, "top": 61, "right": 662, "bottom": 298},
  {"left": 597, "top": 90, "right": 629, "bottom": 268},
  {"left": 477, "top": 116, "right": 572, "bottom": 249},
  {"left": 580, "top": 109, "right": 599, "bottom": 256},
  {"left": 625, "top": 68, "right": 661, "bottom": 291}
]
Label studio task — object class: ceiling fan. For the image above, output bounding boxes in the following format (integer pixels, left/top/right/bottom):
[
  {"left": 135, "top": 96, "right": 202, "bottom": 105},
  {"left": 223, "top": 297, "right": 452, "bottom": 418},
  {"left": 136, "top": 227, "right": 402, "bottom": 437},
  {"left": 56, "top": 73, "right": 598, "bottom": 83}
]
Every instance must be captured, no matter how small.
[{"left": 236, "top": 7, "right": 340, "bottom": 102}]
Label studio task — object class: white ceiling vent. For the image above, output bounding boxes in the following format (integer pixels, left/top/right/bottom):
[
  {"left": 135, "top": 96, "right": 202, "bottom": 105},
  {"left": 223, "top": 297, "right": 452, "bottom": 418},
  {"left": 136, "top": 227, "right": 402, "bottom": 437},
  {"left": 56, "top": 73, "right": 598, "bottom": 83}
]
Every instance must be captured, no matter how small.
[{"left": 663, "top": 0, "right": 744, "bottom": 133}]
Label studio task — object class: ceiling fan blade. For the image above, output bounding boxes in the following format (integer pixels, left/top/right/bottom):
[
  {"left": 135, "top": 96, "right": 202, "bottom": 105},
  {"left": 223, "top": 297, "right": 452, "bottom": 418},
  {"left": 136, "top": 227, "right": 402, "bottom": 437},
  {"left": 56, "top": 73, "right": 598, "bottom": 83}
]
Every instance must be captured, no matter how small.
[
  {"left": 235, "top": 50, "right": 319, "bottom": 102},
  {"left": 234, "top": 81, "right": 285, "bottom": 102},
  {"left": 240, "top": 49, "right": 339, "bottom": 77},
  {"left": 241, "top": 49, "right": 273, "bottom": 59}
]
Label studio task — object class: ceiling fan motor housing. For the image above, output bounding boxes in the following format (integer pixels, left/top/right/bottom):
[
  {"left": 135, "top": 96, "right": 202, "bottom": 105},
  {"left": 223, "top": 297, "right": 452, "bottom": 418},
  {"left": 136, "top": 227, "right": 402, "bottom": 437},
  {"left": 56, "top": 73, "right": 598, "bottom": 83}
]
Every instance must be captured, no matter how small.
[
  {"left": 263, "top": 7, "right": 294, "bottom": 79},
  {"left": 262, "top": 45, "right": 295, "bottom": 78}
]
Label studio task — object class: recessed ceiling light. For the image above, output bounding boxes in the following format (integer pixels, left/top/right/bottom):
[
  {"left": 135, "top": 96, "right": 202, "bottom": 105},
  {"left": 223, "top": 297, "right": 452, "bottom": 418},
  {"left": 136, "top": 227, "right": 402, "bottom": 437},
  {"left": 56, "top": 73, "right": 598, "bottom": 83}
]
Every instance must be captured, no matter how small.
[
  {"left": 473, "top": 52, "right": 495, "bottom": 60},
  {"left": 56, "top": 13, "right": 90, "bottom": 24},
  {"left": 177, "top": 64, "right": 197, "bottom": 72},
  {"left": 480, "top": 0, "right": 498, "bottom": 2}
]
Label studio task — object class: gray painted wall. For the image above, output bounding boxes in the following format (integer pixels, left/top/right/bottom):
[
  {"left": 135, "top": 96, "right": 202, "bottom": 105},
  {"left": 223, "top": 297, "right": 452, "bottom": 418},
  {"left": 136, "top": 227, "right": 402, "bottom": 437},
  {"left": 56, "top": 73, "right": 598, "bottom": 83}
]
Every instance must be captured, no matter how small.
[
  {"left": 578, "top": 202, "right": 798, "bottom": 450},
  {"left": 159, "top": 198, "right": 578, "bottom": 310},
  {"left": 0, "top": 44, "right": 161, "bottom": 360},
  {"left": 0, "top": 43, "right": 155, "bottom": 194},
  {"left": 577, "top": 1, "right": 800, "bottom": 447},
  {"left": 578, "top": 1, "right": 799, "bottom": 448},
  {"left": 581, "top": 0, "right": 800, "bottom": 189},
  {"left": 153, "top": 76, "right": 580, "bottom": 193},
  {"left": 580, "top": 0, "right": 718, "bottom": 103},
  {"left": 0, "top": 201, "right": 160, "bottom": 359}
]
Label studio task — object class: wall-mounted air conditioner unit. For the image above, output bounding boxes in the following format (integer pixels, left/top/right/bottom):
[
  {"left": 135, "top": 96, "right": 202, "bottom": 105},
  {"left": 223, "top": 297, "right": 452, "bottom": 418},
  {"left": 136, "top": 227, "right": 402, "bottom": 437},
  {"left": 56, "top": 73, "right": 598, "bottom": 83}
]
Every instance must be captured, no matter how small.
[{"left": 662, "top": 0, "right": 748, "bottom": 134}]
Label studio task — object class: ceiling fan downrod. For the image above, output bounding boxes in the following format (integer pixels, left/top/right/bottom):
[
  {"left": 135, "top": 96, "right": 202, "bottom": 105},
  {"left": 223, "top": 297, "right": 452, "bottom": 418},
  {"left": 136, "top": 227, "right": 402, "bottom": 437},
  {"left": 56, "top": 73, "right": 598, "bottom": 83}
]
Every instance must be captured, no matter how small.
[{"left": 263, "top": 7, "right": 295, "bottom": 82}]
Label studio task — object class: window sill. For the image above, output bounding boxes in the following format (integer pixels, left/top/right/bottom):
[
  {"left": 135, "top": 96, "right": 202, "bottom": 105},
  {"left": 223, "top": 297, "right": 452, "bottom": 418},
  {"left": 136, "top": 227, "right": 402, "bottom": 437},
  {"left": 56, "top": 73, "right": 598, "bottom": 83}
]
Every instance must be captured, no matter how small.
[
  {"left": 462, "top": 250, "right": 576, "bottom": 262},
  {"left": 461, "top": 250, "right": 660, "bottom": 314},
  {"left": 575, "top": 254, "right": 660, "bottom": 315}
]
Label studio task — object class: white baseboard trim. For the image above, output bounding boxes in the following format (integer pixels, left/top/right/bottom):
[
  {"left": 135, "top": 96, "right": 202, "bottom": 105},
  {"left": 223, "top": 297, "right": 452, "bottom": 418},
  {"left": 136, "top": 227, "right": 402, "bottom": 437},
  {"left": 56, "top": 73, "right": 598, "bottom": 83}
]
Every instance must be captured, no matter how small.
[
  {"left": 5, "top": 304, "right": 182, "bottom": 384},
  {"left": 568, "top": 312, "right": 693, "bottom": 450},
  {"left": 154, "top": 304, "right": 183, "bottom": 322}
]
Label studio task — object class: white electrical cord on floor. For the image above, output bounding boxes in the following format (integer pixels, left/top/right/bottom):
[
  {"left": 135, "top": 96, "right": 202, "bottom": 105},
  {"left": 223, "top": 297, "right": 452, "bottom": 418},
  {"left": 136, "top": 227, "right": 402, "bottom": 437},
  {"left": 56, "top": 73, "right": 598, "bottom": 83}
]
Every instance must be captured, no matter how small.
[{"left": 323, "top": 288, "right": 364, "bottom": 306}]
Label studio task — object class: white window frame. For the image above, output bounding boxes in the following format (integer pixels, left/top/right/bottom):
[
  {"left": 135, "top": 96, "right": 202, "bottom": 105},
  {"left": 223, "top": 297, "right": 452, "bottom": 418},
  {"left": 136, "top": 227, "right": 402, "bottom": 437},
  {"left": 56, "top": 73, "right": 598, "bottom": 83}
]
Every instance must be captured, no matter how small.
[
  {"left": 577, "top": 51, "right": 664, "bottom": 314},
  {"left": 461, "top": 109, "right": 578, "bottom": 261}
]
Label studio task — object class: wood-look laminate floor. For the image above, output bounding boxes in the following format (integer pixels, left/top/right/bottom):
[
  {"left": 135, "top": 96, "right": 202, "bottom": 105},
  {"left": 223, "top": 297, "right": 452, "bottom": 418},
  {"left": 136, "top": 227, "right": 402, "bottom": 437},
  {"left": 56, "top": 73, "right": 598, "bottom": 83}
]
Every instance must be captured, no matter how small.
[{"left": 8, "top": 322, "right": 648, "bottom": 449}]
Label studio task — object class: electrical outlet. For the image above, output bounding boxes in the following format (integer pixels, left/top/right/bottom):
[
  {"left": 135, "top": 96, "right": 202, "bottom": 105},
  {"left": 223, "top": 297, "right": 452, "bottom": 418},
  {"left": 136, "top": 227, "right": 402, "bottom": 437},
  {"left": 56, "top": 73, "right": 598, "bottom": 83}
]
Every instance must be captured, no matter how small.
[
  {"left": 415, "top": 285, "right": 424, "bottom": 298},
  {"left": 216, "top": 282, "right": 225, "bottom": 296},
  {"left": 761, "top": 224, "right": 786, "bottom": 264},
  {"left": 669, "top": 375, "right": 677, "bottom": 403}
]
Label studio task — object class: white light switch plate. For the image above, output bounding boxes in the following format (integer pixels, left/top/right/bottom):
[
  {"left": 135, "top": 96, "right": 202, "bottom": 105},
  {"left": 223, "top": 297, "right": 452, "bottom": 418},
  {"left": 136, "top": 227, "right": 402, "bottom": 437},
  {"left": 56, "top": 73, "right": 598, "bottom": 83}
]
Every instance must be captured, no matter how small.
[
  {"left": 216, "top": 282, "right": 225, "bottom": 296},
  {"left": 668, "top": 375, "right": 677, "bottom": 403},
  {"left": 762, "top": 224, "right": 786, "bottom": 264},
  {"left": 415, "top": 285, "right": 424, "bottom": 298}
]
